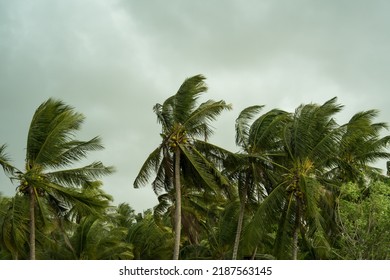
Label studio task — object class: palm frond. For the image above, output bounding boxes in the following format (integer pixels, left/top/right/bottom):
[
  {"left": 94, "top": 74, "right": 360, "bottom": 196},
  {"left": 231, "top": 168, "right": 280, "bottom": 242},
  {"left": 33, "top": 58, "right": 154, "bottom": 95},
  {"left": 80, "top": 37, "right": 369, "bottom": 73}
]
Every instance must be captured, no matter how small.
[
  {"left": 154, "top": 96, "right": 175, "bottom": 133},
  {"left": 39, "top": 181, "right": 112, "bottom": 219},
  {"left": 193, "top": 140, "right": 234, "bottom": 170},
  {"left": 0, "top": 194, "right": 30, "bottom": 259},
  {"left": 300, "top": 177, "right": 331, "bottom": 258},
  {"left": 217, "top": 200, "right": 240, "bottom": 247},
  {"left": 50, "top": 137, "right": 105, "bottom": 168},
  {"left": 0, "top": 144, "right": 18, "bottom": 176},
  {"left": 134, "top": 146, "right": 163, "bottom": 189},
  {"left": 180, "top": 144, "right": 230, "bottom": 192},
  {"left": 241, "top": 182, "right": 287, "bottom": 251},
  {"left": 273, "top": 193, "right": 296, "bottom": 259},
  {"left": 46, "top": 162, "right": 114, "bottom": 188},
  {"left": 184, "top": 100, "right": 232, "bottom": 138},
  {"left": 153, "top": 193, "right": 173, "bottom": 223},
  {"left": 235, "top": 105, "right": 264, "bottom": 148},
  {"left": 249, "top": 108, "right": 290, "bottom": 152},
  {"left": 151, "top": 153, "right": 174, "bottom": 195},
  {"left": 286, "top": 98, "right": 341, "bottom": 161},
  {"left": 174, "top": 74, "right": 208, "bottom": 124},
  {"left": 27, "top": 98, "right": 85, "bottom": 168}
]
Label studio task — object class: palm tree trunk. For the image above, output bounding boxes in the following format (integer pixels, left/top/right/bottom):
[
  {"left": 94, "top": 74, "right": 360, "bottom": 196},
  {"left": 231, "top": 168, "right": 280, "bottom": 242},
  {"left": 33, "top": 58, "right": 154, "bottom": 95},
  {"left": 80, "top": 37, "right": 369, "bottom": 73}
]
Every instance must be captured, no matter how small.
[
  {"left": 251, "top": 246, "right": 258, "bottom": 260},
  {"left": 232, "top": 198, "right": 246, "bottom": 260},
  {"left": 29, "top": 186, "right": 36, "bottom": 260},
  {"left": 173, "top": 147, "right": 182, "bottom": 260},
  {"left": 292, "top": 199, "right": 301, "bottom": 260}
]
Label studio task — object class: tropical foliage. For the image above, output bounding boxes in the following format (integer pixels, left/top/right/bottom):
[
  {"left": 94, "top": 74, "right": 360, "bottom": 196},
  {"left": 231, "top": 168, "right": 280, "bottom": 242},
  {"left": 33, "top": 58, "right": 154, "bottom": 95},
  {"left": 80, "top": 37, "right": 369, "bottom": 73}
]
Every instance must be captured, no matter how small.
[{"left": 1, "top": 75, "right": 390, "bottom": 260}]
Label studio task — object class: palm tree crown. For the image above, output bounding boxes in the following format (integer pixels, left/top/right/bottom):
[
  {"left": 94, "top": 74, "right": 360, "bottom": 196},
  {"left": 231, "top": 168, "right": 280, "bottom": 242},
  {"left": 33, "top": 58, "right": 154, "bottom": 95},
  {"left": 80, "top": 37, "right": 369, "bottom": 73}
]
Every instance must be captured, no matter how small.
[
  {"left": 0, "top": 98, "right": 114, "bottom": 259},
  {"left": 134, "top": 74, "right": 232, "bottom": 259}
]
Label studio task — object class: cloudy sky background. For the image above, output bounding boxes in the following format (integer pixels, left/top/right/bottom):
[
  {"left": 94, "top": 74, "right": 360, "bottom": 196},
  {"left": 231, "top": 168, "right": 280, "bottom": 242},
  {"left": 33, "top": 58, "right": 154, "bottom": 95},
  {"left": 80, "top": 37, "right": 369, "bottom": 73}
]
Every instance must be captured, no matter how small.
[{"left": 1, "top": 0, "right": 390, "bottom": 212}]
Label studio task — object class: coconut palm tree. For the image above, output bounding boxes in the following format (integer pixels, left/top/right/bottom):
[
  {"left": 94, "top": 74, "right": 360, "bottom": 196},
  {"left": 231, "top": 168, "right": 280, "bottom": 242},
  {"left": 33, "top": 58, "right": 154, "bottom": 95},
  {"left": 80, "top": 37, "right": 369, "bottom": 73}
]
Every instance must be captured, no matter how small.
[
  {"left": 134, "top": 74, "right": 232, "bottom": 259},
  {"left": 0, "top": 98, "right": 114, "bottom": 259},
  {"left": 279, "top": 98, "right": 344, "bottom": 259},
  {"left": 226, "top": 106, "right": 290, "bottom": 259},
  {"left": 322, "top": 109, "right": 390, "bottom": 253},
  {"left": 328, "top": 109, "right": 390, "bottom": 185},
  {"left": 244, "top": 98, "right": 343, "bottom": 259}
]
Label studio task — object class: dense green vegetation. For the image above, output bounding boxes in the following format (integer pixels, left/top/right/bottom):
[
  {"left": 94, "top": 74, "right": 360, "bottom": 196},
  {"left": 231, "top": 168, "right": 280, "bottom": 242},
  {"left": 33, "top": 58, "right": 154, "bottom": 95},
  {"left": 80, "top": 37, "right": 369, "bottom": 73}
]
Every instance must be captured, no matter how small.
[{"left": 1, "top": 75, "right": 390, "bottom": 260}]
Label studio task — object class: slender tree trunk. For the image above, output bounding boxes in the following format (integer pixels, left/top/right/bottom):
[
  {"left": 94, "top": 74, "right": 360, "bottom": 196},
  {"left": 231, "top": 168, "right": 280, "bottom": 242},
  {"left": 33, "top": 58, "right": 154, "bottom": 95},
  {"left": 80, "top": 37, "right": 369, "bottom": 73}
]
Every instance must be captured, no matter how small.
[
  {"left": 292, "top": 199, "right": 301, "bottom": 260},
  {"left": 251, "top": 246, "right": 258, "bottom": 260},
  {"left": 232, "top": 198, "right": 246, "bottom": 260},
  {"left": 58, "top": 217, "right": 76, "bottom": 257},
  {"left": 173, "top": 147, "right": 182, "bottom": 260},
  {"left": 29, "top": 186, "right": 36, "bottom": 260}
]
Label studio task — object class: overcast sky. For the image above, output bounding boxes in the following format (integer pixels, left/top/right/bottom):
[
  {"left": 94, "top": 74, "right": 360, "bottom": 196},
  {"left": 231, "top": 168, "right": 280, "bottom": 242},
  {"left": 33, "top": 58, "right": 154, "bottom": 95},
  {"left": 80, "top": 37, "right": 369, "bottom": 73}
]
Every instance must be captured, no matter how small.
[{"left": 1, "top": 0, "right": 390, "bottom": 213}]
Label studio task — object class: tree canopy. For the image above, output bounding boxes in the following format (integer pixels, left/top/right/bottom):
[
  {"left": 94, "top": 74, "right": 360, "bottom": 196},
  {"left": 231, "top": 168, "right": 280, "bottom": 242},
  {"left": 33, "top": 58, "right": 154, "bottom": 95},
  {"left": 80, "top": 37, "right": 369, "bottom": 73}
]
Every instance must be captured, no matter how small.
[{"left": 1, "top": 76, "right": 390, "bottom": 260}]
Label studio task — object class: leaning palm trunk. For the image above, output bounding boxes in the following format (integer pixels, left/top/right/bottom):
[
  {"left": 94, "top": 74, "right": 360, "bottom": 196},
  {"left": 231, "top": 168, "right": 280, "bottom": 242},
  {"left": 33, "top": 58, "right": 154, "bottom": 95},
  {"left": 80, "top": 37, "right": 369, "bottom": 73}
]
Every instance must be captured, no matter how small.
[
  {"left": 251, "top": 246, "right": 258, "bottom": 260},
  {"left": 173, "top": 147, "right": 182, "bottom": 260},
  {"left": 232, "top": 198, "right": 246, "bottom": 260},
  {"left": 133, "top": 75, "right": 231, "bottom": 259},
  {"left": 292, "top": 200, "right": 301, "bottom": 260},
  {"left": 29, "top": 186, "right": 36, "bottom": 260},
  {"left": 0, "top": 99, "right": 114, "bottom": 261}
]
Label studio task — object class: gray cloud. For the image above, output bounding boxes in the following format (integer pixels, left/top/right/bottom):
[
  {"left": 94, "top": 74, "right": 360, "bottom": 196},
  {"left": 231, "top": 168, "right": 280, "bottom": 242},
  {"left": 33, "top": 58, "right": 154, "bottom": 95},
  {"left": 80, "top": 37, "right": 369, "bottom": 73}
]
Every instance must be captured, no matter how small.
[{"left": 1, "top": 0, "right": 390, "bottom": 212}]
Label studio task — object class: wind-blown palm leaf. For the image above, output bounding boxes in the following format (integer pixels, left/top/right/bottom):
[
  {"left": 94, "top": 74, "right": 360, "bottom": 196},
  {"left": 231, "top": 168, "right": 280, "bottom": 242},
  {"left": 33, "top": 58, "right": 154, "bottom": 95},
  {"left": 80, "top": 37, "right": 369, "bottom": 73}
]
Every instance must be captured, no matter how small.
[
  {"left": 0, "top": 145, "right": 18, "bottom": 176},
  {"left": 273, "top": 192, "right": 296, "bottom": 259},
  {"left": 328, "top": 109, "right": 390, "bottom": 183},
  {"left": 193, "top": 140, "right": 234, "bottom": 172},
  {"left": 298, "top": 176, "right": 330, "bottom": 258},
  {"left": 70, "top": 215, "right": 133, "bottom": 260},
  {"left": 46, "top": 162, "right": 114, "bottom": 188},
  {"left": 133, "top": 146, "right": 163, "bottom": 189},
  {"left": 111, "top": 203, "right": 136, "bottom": 229},
  {"left": 241, "top": 182, "right": 287, "bottom": 253},
  {"left": 174, "top": 74, "right": 208, "bottom": 124},
  {"left": 180, "top": 144, "right": 229, "bottom": 192},
  {"left": 1, "top": 98, "right": 114, "bottom": 259},
  {"left": 50, "top": 137, "right": 105, "bottom": 168},
  {"left": 38, "top": 181, "right": 112, "bottom": 219},
  {"left": 154, "top": 193, "right": 173, "bottom": 223},
  {"left": 183, "top": 100, "right": 232, "bottom": 137},
  {"left": 285, "top": 97, "right": 342, "bottom": 161},
  {"left": 249, "top": 109, "right": 290, "bottom": 152},
  {"left": 151, "top": 151, "right": 174, "bottom": 195},
  {"left": 27, "top": 99, "right": 85, "bottom": 168},
  {"left": 235, "top": 105, "right": 264, "bottom": 148},
  {"left": 153, "top": 96, "right": 175, "bottom": 133},
  {"left": 128, "top": 211, "right": 173, "bottom": 260},
  {"left": 0, "top": 194, "right": 30, "bottom": 259}
]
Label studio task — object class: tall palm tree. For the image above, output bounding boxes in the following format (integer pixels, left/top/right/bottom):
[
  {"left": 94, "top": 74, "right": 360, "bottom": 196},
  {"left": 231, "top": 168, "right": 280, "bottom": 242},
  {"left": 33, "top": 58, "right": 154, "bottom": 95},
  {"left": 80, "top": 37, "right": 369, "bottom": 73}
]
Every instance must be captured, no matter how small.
[
  {"left": 329, "top": 109, "right": 390, "bottom": 184},
  {"left": 244, "top": 98, "right": 343, "bottom": 259},
  {"left": 0, "top": 98, "right": 114, "bottom": 259},
  {"left": 0, "top": 194, "right": 30, "bottom": 259},
  {"left": 280, "top": 98, "right": 343, "bottom": 259},
  {"left": 323, "top": 109, "right": 390, "bottom": 252},
  {"left": 134, "top": 74, "right": 232, "bottom": 259},
  {"left": 227, "top": 106, "right": 289, "bottom": 259}
]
